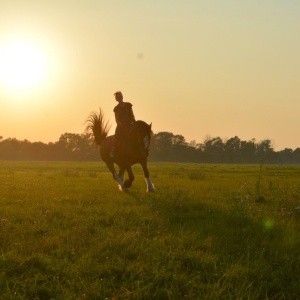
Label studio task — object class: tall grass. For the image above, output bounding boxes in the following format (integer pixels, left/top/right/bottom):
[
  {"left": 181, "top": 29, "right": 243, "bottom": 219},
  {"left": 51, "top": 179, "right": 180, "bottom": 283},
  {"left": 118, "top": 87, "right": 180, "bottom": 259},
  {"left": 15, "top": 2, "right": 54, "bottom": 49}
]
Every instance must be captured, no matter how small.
[{"left": 0, "top": 162, "right": 299, "bottom": 299}]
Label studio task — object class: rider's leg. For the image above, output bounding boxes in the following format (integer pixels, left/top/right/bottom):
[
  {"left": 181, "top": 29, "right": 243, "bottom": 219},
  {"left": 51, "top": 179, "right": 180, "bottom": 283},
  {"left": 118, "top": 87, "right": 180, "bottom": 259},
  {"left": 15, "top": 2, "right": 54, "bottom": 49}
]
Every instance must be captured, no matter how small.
[{"left": 109, "top": 125, "right": 122, "bottom": 158}]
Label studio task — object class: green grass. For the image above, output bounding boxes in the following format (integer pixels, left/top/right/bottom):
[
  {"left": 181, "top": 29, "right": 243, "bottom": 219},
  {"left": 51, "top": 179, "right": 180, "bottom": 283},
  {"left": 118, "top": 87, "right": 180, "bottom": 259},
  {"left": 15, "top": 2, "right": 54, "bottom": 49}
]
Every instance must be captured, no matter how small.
[{"left": 0, "top": 162, "right": 299, "bottom": 299}]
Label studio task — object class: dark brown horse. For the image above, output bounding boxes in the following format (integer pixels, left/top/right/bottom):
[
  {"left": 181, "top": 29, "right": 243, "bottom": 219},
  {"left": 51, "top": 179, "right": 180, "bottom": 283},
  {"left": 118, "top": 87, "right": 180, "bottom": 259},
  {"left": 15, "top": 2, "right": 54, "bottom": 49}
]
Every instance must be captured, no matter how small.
[{"left": 85, "top": 109, "right": 155, "bottom": 192}]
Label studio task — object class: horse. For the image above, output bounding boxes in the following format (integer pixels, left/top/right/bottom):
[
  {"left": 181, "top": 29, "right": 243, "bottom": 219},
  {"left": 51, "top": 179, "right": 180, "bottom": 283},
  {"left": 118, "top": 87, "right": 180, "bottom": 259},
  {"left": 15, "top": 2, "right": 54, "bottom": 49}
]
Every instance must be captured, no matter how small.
[{"left": 85, "top": 109, "right": 155, "bottom": 192}]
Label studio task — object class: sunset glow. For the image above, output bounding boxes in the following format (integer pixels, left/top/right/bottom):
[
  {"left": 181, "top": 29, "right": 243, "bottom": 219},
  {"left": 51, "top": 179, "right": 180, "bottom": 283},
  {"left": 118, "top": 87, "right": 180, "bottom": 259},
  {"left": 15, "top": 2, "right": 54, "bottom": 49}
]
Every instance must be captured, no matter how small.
[
  {"left": 0, "top": 38, "right": 49, "bottom": 93},
  {"left": 0, "top": 1, "right": 299, "bottom": 149}
]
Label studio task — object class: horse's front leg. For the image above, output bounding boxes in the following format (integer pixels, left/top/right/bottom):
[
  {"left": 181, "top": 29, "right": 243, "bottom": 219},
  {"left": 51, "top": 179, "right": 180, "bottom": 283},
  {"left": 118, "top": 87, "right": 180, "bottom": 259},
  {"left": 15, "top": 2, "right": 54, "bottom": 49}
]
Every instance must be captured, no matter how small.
[
  {"left": 124, "top": 166, "right": 134, "bottom": 189},
  {"left": 118, "top": 166, "right": 126, "bottom": 182},
  {"left": 106, "top": 161, "right": 126, "bottom": 191},
  {"left": 141, "top": 161, "right": 155, "bottom": 192}
]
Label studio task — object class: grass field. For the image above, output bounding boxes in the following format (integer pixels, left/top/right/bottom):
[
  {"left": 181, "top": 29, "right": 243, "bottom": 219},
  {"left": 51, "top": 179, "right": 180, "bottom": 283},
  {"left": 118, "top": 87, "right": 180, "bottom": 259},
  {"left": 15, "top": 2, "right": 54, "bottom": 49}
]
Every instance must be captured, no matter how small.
[{"left": 0, "top": 161, "right": 299, "bottom": 299}]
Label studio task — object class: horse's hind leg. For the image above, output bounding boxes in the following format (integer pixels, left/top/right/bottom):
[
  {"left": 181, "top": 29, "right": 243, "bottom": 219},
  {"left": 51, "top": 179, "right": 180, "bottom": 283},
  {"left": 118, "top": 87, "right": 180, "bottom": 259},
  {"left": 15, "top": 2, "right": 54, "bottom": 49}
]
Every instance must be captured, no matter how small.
[
  {"left": 141, "top": 161, "right": 155, "bottom": 192},
  {"left": 124, "top": 166, "right": 134, "bottom": 189},
  {"left": 106, "top": 162, "right": 126, "bottom": 191},
  {"left": 118, "top": 166, "right": 125, "bottom": 182}
]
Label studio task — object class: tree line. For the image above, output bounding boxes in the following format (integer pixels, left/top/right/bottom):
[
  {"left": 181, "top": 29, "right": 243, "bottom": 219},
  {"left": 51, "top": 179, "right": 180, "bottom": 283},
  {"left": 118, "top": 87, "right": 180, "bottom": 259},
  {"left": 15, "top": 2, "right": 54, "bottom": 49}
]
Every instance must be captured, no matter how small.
[{"left": 0, "top": 132, "right": 300, "bottom": 164}]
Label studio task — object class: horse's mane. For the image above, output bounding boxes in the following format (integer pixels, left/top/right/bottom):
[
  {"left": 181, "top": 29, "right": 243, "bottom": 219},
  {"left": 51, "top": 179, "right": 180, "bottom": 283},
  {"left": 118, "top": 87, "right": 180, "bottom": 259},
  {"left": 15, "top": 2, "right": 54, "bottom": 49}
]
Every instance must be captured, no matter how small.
[{"left": 133, "top": 120, "right": 153, "bottom": 136}]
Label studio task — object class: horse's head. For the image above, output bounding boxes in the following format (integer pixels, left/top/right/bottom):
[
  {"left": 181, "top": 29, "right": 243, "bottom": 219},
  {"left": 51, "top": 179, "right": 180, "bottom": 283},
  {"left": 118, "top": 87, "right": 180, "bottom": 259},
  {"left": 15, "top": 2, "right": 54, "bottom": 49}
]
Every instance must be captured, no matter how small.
[{"left": 130, "top": 120, "right": 153, "bottom": 157}]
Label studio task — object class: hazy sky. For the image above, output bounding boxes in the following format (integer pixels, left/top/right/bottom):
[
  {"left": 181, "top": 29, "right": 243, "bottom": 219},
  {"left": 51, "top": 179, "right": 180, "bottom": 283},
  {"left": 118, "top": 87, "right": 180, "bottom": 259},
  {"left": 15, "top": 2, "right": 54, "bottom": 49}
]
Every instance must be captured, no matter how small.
[{"left": 0, "top": 0, "right": 299, "bottom": 150}]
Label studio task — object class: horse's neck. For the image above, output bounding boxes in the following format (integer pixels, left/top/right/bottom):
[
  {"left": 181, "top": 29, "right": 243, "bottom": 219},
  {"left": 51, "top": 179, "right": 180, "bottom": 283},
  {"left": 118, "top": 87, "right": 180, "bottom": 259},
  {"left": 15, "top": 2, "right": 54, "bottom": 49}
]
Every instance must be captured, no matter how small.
[
  {"left": 127, "top": 126, "right": 143, "bottom": 148},
  {"left": 130, "top": 121, "right": 147, "bottom": 135}
]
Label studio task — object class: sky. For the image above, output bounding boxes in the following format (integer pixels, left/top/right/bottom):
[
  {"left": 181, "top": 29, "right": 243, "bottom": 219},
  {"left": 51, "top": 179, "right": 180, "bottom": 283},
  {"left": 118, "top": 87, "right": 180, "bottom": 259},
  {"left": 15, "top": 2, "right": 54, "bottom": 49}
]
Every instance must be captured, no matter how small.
[{"left": 0, "top": 0, "right": 299, "bottom": 150}]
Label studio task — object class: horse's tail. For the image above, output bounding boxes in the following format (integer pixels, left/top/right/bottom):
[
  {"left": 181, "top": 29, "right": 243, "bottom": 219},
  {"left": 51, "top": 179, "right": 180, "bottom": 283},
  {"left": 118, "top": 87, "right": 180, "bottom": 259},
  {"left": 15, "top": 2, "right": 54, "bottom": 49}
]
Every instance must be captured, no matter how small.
[{"left": 85, "top": 108, "right": 111, "bottom": 146}]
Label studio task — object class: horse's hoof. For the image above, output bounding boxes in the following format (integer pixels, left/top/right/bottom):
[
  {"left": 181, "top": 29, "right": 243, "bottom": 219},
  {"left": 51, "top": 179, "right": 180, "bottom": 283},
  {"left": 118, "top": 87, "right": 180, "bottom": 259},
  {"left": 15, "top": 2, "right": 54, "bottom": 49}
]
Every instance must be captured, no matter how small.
[
  {"left": 124, "top": 180, "right": 132, "bottom": 189},
  {"left": 118, "top": 185, "right": 127, "bottom": 192},
  {"left": 147, "top": 187, "right": 155, "bottom": 193}
]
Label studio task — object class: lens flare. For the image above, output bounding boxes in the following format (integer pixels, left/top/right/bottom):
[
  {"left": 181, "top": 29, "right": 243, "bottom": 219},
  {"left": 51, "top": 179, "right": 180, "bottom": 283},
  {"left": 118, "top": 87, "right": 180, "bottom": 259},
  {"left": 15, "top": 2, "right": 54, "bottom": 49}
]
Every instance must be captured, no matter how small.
[{"left": 0, "top": 39, "right": 48, "bottom": 91}]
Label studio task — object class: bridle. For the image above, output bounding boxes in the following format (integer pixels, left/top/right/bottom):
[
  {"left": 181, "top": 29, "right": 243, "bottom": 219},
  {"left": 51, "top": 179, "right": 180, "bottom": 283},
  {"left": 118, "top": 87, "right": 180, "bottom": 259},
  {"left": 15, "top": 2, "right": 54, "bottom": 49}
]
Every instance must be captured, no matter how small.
[{"left": 137, "top": 127, "right": 151, "bottom": 157}]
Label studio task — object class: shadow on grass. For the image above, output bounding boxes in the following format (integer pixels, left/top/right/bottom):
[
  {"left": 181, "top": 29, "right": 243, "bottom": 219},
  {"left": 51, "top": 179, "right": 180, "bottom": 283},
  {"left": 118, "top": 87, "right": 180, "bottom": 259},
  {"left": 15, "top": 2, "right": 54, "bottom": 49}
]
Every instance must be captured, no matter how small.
[{"left": 143, "top": 190, "right": 300, "bottom": 299}]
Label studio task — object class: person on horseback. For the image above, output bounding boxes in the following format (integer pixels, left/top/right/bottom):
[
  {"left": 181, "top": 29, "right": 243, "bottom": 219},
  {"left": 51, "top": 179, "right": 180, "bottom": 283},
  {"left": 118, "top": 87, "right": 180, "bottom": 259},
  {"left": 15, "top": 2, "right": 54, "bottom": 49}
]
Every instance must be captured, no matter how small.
[{"left": 110, "top": 91, "right": 136, "bottom": 157}]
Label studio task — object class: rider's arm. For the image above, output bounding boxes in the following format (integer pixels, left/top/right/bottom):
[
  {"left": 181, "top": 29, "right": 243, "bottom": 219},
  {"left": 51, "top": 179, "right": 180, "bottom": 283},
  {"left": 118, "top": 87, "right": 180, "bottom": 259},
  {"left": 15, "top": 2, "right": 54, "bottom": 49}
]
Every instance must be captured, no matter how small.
[
  {"left": 129, "top": 108, "right": 136, "bottom": 122},
  {"left": 127, "top": 103, "right": 135, "bottom": 122}
]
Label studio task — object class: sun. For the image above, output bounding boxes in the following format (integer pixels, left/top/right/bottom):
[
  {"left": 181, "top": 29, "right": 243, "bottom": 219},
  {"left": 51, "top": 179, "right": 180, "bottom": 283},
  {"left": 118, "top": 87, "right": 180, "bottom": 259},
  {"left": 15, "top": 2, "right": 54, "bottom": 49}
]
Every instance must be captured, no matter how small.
[{"left": 0, "top": 38, "right": 48, "bottom": 92}]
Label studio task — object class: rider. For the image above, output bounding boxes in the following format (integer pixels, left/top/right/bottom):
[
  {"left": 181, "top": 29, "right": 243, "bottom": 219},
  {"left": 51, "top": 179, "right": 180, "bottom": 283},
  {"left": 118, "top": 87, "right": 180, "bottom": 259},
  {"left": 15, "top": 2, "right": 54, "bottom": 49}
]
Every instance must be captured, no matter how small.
[{"left": 110, "top": 91, "right": 136, "bottom": 157}]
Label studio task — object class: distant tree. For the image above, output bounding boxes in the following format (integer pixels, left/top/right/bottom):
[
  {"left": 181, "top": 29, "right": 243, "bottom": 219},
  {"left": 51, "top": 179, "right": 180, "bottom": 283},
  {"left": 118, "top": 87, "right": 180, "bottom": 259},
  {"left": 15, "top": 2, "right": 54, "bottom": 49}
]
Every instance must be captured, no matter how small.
[
  {"left": 256, "top": 139, "right": 275, "bottom": 163},
  {"left": 225, "top": 136, "right": 241, "bottom": 162},
  {"left": 188, "top": 140, "right": 201, "bottom": 149},
  {"left": 240, "top": 139, "right": 257, "bottom": 163},
  {"left": 0, "top": 138, "right": 22, "bottom": 160},
  {"left": 172, "top": 134, "right": 185, "bottom": 146},
  {"left": 293, "top": 148, "right": 300, "bottom": 162},
  {"left": 150, "top": 132, "right": 174, "bottom": 161},
  {"left": 171, "top": 134, "right": 189, "bottom": 161},
  {"left": 278, "top": 148, "right": 294, "bottom": 164},
  {"left": 56, "top": 132, "right": 97, "bottom": 160},
  {"left": 203, "top": 136, "right": 224, "bottom": 162},
  {"left": 0, "top": 131, "right": 299, "bottom": 163}
]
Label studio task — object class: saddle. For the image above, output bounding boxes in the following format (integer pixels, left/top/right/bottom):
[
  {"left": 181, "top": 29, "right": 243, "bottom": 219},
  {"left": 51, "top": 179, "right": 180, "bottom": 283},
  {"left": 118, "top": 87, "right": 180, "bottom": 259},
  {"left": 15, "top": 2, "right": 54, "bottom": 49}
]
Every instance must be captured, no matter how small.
[{"left": 110, "top": 122, "right": 136, "bottom": 157}]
